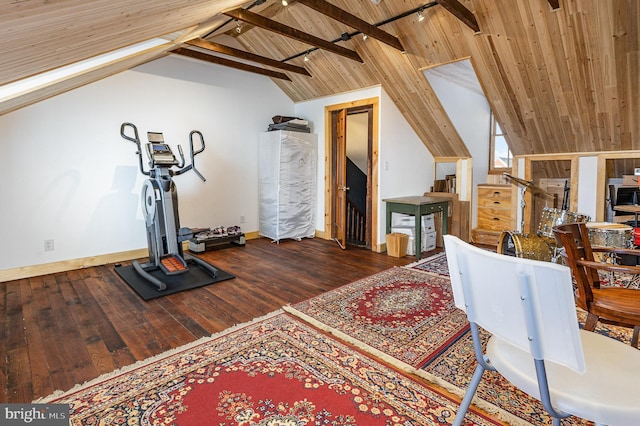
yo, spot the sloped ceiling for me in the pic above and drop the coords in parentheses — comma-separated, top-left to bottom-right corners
(2, 0, 639, 159)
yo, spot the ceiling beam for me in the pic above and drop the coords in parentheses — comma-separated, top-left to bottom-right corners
(296, 0, 404, 51)
(172, 47, 291, 81)
(224, 8, 363, 63)
(436, 0, 480, 33)
(185, 38, 312, 77)
(547, 0, 560, 9)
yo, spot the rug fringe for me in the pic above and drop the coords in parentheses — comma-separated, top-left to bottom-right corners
(284, 305, 533, 426)
(283, 306, 419, 375)
(34, 309, 284, 404)
(410, 369, 534, 426)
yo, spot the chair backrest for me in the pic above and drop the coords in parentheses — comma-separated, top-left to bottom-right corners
(552, 222, 597, 308)
(444, 235, 586, 373)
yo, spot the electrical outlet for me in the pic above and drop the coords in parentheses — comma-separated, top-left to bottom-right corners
(240, 215, 246, 224)
(44, 239, 54, 252)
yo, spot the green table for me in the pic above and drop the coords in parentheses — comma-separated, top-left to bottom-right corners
(383, 196, 450, 259)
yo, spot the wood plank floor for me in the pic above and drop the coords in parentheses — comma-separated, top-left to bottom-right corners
(1, 237, 430, 403)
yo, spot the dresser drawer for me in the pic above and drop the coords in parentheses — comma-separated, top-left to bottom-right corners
(477, 208, 512, 231)
(477, 186, 512, 208)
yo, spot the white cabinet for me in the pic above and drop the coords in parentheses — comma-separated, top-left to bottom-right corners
(259, 130, 317, 242)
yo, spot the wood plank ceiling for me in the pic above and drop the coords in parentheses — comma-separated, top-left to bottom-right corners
(1, 0, 639, 159)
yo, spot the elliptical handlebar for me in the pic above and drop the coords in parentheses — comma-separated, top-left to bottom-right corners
(121, 122, 206, 181)
(174, 130, 206, 182)
(120, 122, 150, 176)
(175, 145, 186, 169)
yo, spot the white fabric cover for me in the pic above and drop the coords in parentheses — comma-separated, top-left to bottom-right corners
(259, 130, 317, 242)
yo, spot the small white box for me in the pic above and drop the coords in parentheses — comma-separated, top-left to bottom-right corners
(392, 227, 435, 255)
(391, 213, 435, 232)
(391, 226, 415, 237)
(423, 231, 437, 251)
(423, 214, 435, 232)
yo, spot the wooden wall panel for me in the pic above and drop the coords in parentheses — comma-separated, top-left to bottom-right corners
(2, 0, 639, 161)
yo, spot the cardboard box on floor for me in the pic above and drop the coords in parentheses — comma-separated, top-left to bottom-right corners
(423, 192, 470, 247)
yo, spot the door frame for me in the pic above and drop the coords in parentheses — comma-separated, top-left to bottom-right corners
(324, 97, 380, 251)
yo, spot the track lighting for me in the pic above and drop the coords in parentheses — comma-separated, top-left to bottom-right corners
(417, 9, 425, 22)
(362, 33, 368, 41)
(235, 20, 242, 33)
(282, 0, 288, 6)
(304, 51, 309, 62)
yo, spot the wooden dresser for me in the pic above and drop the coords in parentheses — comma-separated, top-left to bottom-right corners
(472, 184, 513, 246)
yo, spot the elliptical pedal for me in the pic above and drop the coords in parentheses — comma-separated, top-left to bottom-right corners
(160, 255, 188, 274)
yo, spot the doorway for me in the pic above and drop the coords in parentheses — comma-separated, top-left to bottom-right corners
(324, 98, 379, 251)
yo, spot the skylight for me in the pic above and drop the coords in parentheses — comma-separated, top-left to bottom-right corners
(0, 38, 169, 103)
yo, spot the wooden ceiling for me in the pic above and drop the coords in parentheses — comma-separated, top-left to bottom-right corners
(2, 0, 639, 159)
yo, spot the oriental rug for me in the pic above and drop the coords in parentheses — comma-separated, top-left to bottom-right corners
(406, 250, 640, 289)
(288, 254, 637, 426)
(404, 252, 450, 276)
(39, 312, 500, 425)
(284, 267, 469, 368)
(421, 312, 634, 426)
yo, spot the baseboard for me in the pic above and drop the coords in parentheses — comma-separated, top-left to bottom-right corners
(1, 231, 265, 283)
(0, 248, 149, 283)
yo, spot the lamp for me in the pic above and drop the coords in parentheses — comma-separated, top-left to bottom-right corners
(235, 20, 243, 33)
(303, 51, 309, 62)
(282, 0, 288, 5)
(417, 9, 425, 22)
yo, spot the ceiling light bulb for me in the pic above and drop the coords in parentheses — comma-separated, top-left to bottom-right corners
(282, 0, 288, 5)
(417, 10, 424, 22)
(362, 34, 368, 41)
(304, 52, 309, 62)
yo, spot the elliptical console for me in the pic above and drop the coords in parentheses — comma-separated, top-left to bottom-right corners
(120, 122, 217, 291)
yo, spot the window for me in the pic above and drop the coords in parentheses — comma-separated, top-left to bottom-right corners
(489, 114, 512, 173)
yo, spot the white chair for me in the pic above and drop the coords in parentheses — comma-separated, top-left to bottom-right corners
(443, 235, 640, 426)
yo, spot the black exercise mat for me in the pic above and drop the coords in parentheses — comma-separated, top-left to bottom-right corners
(115, 260, 235, 300)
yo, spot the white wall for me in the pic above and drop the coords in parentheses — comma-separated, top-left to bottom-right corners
(577, 156, 598, 220)
(294, 86, 435, 244)
(424, 70, 491, 228)
(346, 112, 368, 173)
(0, 55, 295, 270)
(1, 59, 438, 272)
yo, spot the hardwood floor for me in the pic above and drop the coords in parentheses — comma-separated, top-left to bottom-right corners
(0, 237, 426, 403)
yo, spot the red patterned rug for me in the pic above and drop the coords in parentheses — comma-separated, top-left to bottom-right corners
(39, 312, 499, 425)
(284, 267, 469, 369)
(286, 257, 637, 426)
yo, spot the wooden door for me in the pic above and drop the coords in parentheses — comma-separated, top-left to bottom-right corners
(335, 108, 348, 249)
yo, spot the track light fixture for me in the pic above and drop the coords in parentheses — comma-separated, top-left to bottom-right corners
(282, 0, 288, 5)
(235, 20, 242, 33)
(304, 51, 310, 62)
(362, 33, 368, 41)
(417, 8, 425, 22)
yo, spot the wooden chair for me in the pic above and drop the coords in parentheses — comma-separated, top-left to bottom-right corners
(443, 235, 640, 426)
(552, 222, 640, 347)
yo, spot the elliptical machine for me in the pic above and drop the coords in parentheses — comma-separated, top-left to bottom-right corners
(120, 122, 218, 291)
